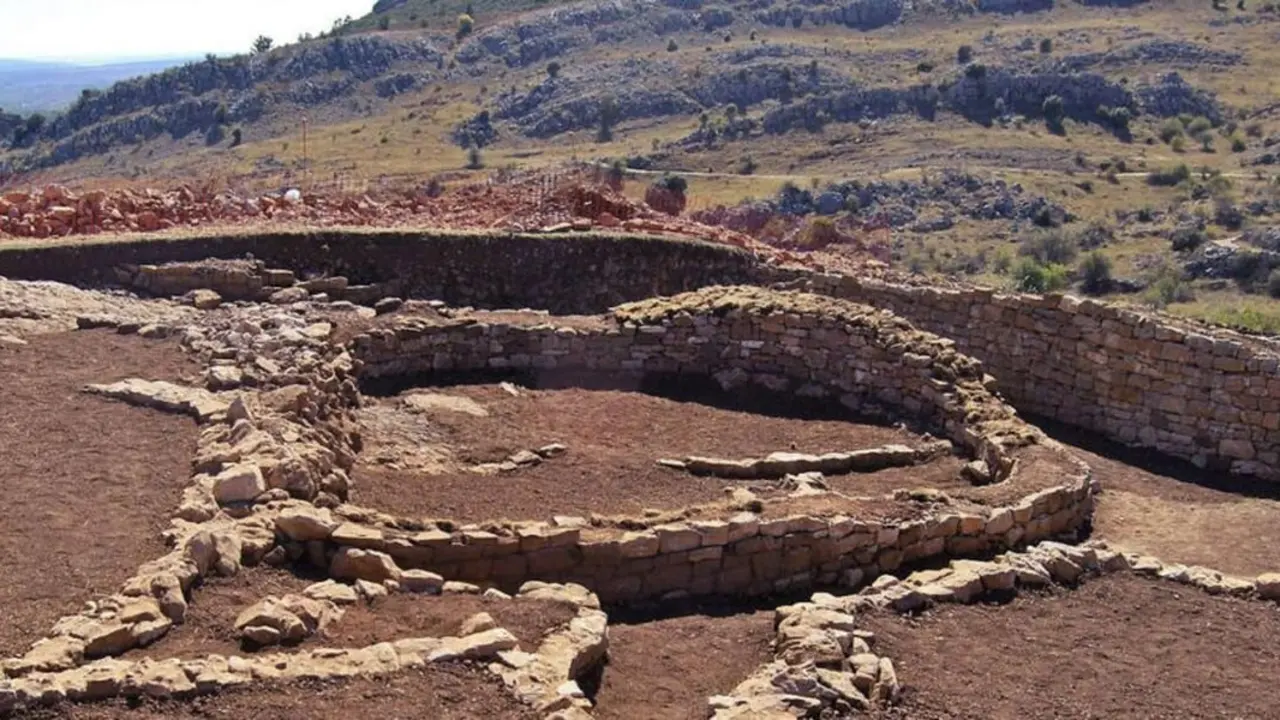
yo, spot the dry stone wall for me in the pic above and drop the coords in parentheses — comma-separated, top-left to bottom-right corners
(353, 286, 1039, 476)
(4, 228, 1275, 479)
(775, 272, 1280, 480)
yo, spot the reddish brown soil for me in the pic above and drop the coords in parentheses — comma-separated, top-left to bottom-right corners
(0, 330, 199, 659)
(30, 663, 535, 719)
(1043, 422, 1280, 577)
(131, 566, 320, 661)
(822, 456, 969, 497)
(354, 384, 934, 522)
(864, 574, 1280, 720)
(329, 593, 578, 650)
(137, 566, 577, 660)
(593, 610, 775, 720)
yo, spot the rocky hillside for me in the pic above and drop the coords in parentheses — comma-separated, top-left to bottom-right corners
(0, 0, 1264, 183)
(0, 34, 444, 173)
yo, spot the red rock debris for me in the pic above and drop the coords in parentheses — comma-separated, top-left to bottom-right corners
(0, 168, 883, 275)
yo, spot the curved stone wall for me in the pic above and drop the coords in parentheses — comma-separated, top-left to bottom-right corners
(2, 228, 1275, 479)
(351, 286, 1038, 475)
(776, 272, 1280, 480)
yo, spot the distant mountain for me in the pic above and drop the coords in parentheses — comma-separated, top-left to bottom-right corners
(0, 57, 198, 114)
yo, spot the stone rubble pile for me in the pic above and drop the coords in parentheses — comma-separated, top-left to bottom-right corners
(0, 576, 606, 717)
(667, 440, 953, 480)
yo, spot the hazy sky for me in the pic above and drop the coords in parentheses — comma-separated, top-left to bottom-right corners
(0, 0, 376, 62)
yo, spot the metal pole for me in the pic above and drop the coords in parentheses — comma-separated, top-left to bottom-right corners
(302, 115, 309, 191)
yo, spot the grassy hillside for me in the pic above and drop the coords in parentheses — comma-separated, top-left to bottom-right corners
(3, 0, 1280, 332)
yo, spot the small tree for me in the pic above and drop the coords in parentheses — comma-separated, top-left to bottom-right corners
(1079, 252, 1113, 295)
(456, 13, 474, 39)
(1039, 38, 1053, 54)
(1043, 94, 1065, 134)
(252, 35, 274, 55)
(1159, 118, 1185, 144)
(231, 127, 242, 147)
(466, 146, 483, 169)
(1268, 269, 1280, 298)
(667, 39, 679, 52)
(547, 61, 561, 79)
(597, 96, 620, 143)
(957, 44, 973, 64)
(378, 15, 391, 30)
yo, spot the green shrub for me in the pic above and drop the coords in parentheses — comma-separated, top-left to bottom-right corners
(1159, 118, 1185, 144)
(667, 39, 679, 52)
(1170, 225, 1207, 252)
(1043, 95, 1065, 134)
(1231, 134, 1247, 153)
(1079, 252, 1113, 295)
(378, 15, 391, 30)
(547, 61, 561, 79)
(1144, 264, 1195, 308)
(656, 173, 688, 194)
(1013, 258, 1069, 293)
(1019, 228, 1079, 266)
(1171, 135, 1187, 153)
(992, 249, 1013, 275)
(466, 146, 483, 169)
(1147, 163, 1191, 187)
(916, 61, 935, 73)
(957, 45, 973, 64)
(456, 13, 474, 39)
(1269, 269, 1280, 298)
(1186, 116, 1214, 136)
(1039, 38, 1053, 54)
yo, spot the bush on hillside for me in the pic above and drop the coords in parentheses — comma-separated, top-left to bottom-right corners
(957, 45, 973, 64)
(1043, 95, 1065, 134)
(1013, 258, 1069, 293)
(457, 13, 474, 39)
(1146, 163, 1191, 187)
(1079, 252, 1113, 295)
(1159, 118, 1185, 144)
(1019, 227, 1080, 266)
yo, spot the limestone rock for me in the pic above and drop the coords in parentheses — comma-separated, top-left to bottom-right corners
(460, 612, 497, 635)
(1256, 573, 1280, 601)
(213, 464, 266, 504)
(275, 506, 339, 541)
(303, 580, 360, 606)
(269, 287, 309, 304)
(189, 289, 223, 310)
(427, 628, 519, 662)
(400, 569, 445, 594)
(330, 547, 402, 583)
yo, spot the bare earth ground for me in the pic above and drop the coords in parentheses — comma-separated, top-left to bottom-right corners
(865, 574, 1280, 720)
(138, 565, 577, 660)
(28, 663, 535, 719)
(0, 330, 199, 658)
(353, 384, 943, 522)
(592, 610, 775, 720)
(1042, 423, 1280, 577)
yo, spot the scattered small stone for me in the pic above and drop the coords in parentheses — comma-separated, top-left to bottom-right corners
(374, 297, 404, 315)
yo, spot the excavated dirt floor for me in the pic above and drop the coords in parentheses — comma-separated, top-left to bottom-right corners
(0, 329, 200, 658)
(592, 609, 776, 720)
(353, 384, 954, 522)
(864, 574, 1280, 720)
(28, 663, 535, 719)
(1042, 423, 1280, 577)
(137, 565, 578, 660)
